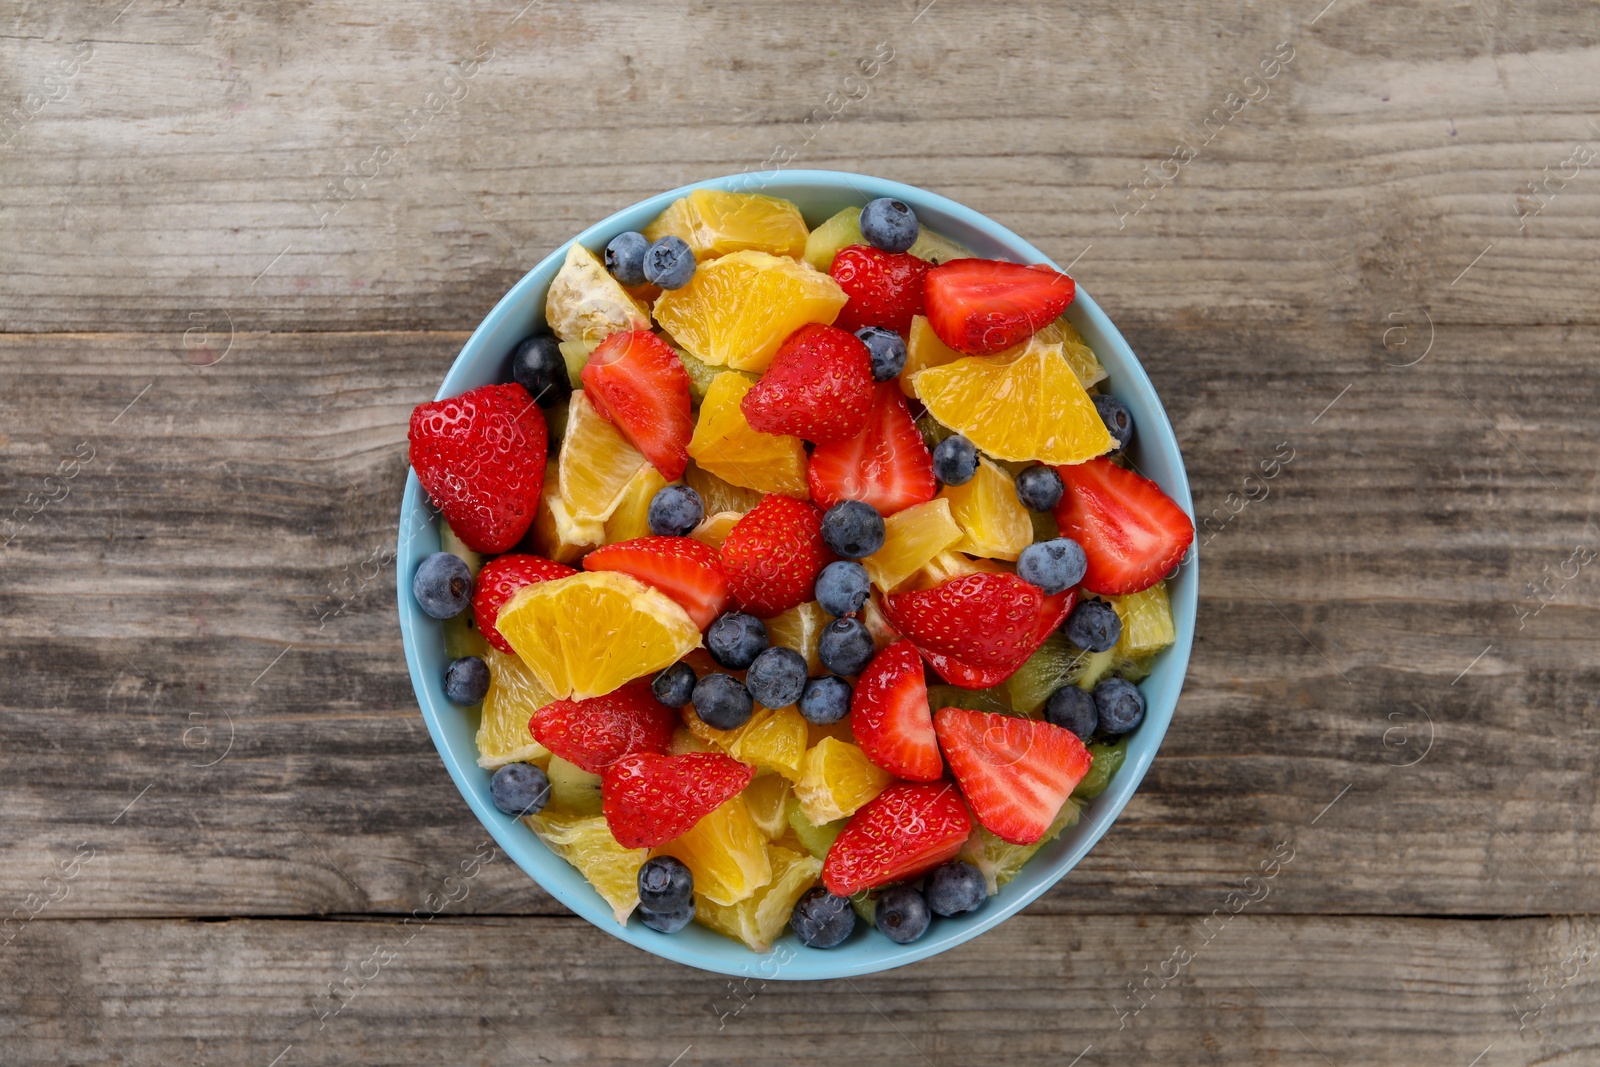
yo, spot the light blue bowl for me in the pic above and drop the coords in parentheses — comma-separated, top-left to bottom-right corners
(397, 170, 1196, 980)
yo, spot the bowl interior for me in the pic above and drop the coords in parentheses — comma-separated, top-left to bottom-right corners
(397, 170, 1196, 980)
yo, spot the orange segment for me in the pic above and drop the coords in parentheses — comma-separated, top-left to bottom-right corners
(793, 737, 892, 824)
(684, 459, 766, 515)
(526, 811, 646, 923)
(743, 773, 794, 839)
(603, 464, 672, 545)
(901, 314, 967, 396)
(643, 189, 809, 261)
(559, 392, 650, 522)
(1034, 317, 1108, 390)
(531, 457, 604, 564)
(685, 703, 808, 781)
(909, 549, 1011, 591)
(696, 843, 822, 952)
(651, 794, 773, 905)
(544, 243, 651, 346)
(939, 457, 1033, 561)
(688, 510, 741, 551)
(862, 497, 964, 592)
(475, 647, 553, 768)
(764, 600, 829, 676)
(686, 372, 809, 498)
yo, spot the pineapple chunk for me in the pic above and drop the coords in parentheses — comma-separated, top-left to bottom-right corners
(862, 497, 964, 592)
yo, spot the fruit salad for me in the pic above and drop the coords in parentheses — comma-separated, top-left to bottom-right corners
(407, 187, 1195, 954)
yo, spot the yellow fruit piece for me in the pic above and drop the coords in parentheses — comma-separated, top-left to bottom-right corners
(526, 811, 644, 923)
(544, 243, 651, 346)
(560, 391, 650, 522)
(475, 647, 553, 768)
(443, 611, 488, 661)
(557, 339, 596, 389)
(908, 550, 1010, 592)
(697, 843, 822, 952)
(959, 798, 1080, 894)
(545, 754, 604, 816)
(439, 521, 484, 576)
(743, 773, 793, 839)
(684, 459, 766, 515)
(666, 725, 718, 755)
(859, 593, 900, 651)
(939, 457, 1033, 561)
(685, 703, 808, 781)
(652, 795, 773, 906)
(793, 737, 892, 824)
(806, 718, 856, 748)
(863, 497, 964, 592)
(603, 464, 672, 545)
(1110, 581, 1176, 657)
(913, 339, 1114, 464)
(900, 314, 967, 396)
(644, 189, 809, 261)
(497, 571, 702, 701)
(909, 227, 975, 266)
(803, 208, 973, 273)
(653, 250, 847, 373)
(1034, 316, 1109, 390)
(764, 601, 828, 676)
(688, 510, 741, 551)
(531, 458, 604, 565)
(686, 373, 810, 498)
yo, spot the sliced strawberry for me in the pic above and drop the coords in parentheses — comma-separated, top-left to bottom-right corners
(529, 681, 677, 773)
(1053, 457, 1194, 595)
(720, 494, 831, 618)
(923, 258, 1076, 356)
(472, 553, 579, 654)
(821, 781, 972, 896)
(883, 573, 1075, 688)
(409, 383, 548, 554)
(830, 245, 931, 335)
(740, 323, 875, 444)
(850, 640, 942, 782)
(601, 751, 756, 849)
(581, 329, 694, 481)
(807, 383, 936, 517)
(933, 707, 1092, 845)
(582, 536, 731, 630)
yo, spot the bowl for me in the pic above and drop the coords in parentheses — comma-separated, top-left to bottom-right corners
(397, 170, 1197, 980)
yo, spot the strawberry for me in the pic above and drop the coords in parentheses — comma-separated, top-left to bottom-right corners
(582, 535, 731, 630)
(850, 640, 942, 782)
(933, 707, 1093, 845)
(821, 781, 972, 896)
(601, 751, 755, 849)
(529, 681, 677, 774)
(740, 323, 875, 444)
(720, 494, 831, 618)
(882, 572, 1075, 688)
(409, 383, 548, 554)
(472, 553, 578, 654)
(1053, 457, 1194, 595)
(581, 329, 694, 481)
(807, 383, 936, 517)
(829, 245, 931, 335)
(923, 258, 1076, 356)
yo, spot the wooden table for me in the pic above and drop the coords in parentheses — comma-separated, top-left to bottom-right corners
(3, 1, 1597, 1063)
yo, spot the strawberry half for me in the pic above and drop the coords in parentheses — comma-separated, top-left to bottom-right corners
(1053, 457, 1194, 595)
(807, 383, 936, 517)
(821, 781, 972, 896)
(924, 259, 1076, 356)
(720, 494, 831, 618)
(933, 707, 1093, 845)
(581, 329, 694, 481)
(409, 383, 548, 554)
(883, 572, 1075, 688)
(740, 323, 875, 444)
(472, 553, 578, 654)
(529, 681, 677, 773)
(601, 751, 755, 849)
(582, 535, 731, 630)
(850, 640, 942, 782)
(830, 245, 931, 335)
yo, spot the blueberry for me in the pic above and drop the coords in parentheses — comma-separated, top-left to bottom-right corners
(652, 662, 697, 707)
(815, 560, 871, 617)
(509, 335, 572, 408)
(932, 435, 979, 486)
(1064, 599, 1121, 652)
(413, 552, 473, 619)
(443, 656, 491, 704)
(1043, 684, 1098, 741)
(1093, 394, 1135, 452)
(1017, 537, 1088, 595)
(1094, 677, 1146, 735)
(859, 197, 919, 254)
(746, 646, 808, 709)
(791, 886, 857, 948)
(1014, 465, 1064, 511)
(818, 617, 875, 676)
(798, 675, 853, 725)
(874, 884, 931, 944)
(821, 500, 885, 559)
(640, 901, 695, 934)
(643, 235, 696, 289)
(647, 484, 704, 537)
(638, 856, 694, 911)
(692, 673, 754, 730)
(604, 230, 650, 287)
(489, 762, 550, 816)
(855, 326, 907, 382)
(706, 611, 768, 669)
(925, 861, 987, 917)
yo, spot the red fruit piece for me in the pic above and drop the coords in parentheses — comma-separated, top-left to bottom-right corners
(720, 494, 831, 618)
(923, 258, 1076, 356)
(409, 383, 548, 554)
(821, 781, 972, 896)
(933, 707, 1092, 845)
(830, 245, 931, 335)
(530, 681, 678, 774)
(740, 323, 875, 444)
(583, 535, 731, 630)
(581, 329, 694, 481)
(472, 553, 578, 654)
(807, 383, 936, 517)
(850, 640, 942, 782)
(1053, 457, 1194, 595)
(601, 751, 756, 849)
(883, 572, 1075, 688)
